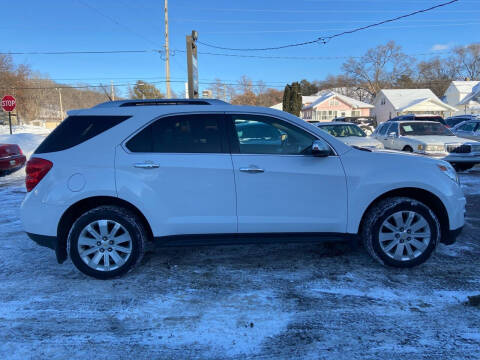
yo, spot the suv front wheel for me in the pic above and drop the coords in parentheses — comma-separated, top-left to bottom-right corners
(69, 206, 146, 279)
(361, 197, 440, 267)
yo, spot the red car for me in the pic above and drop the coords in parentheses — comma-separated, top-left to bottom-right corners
(0, 144, 26, 176)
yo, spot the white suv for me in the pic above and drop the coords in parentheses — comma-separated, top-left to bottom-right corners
(21, 99, 466, 279)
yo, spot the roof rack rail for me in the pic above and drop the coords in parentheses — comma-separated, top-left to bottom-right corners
(93, 98, 230, 108)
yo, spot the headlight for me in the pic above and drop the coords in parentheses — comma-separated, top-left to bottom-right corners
(437, 163, 459, 184)
(425, 145, 445, 152)
(417, 144, 425, 151)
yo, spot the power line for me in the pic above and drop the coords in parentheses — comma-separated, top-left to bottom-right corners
(197, 0, 460, 51)
(2, 48, 454, 61)
(76, 0, 161, 47)
(0, 78, 460, 91)
(1, 50, 161, 55)
(201, 22, 480, 35)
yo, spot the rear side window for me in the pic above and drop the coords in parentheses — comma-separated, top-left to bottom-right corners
(126, 114, 226, 153)
(35, 115, 130, 154)
(458, 122, 477, 132)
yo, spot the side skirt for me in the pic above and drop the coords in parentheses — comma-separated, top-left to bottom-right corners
(153, 232, 359, 248)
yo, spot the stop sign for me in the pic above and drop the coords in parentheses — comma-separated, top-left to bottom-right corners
(2, 95, 16, 112)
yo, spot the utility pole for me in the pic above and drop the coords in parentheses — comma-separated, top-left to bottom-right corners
(57, 88, 64, 121)
(110, 81, 115, 101)
(186, 30, 199, 99)
(164, 0, 171, 98)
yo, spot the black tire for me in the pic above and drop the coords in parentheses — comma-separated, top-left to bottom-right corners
(69, 206, 146, 279)
(361, 197, 440, 268)
(452, 163, 475, 172)
(403, 146, 413, 152)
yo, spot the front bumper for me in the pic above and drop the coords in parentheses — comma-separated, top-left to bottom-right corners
(423, 152, 480, 163)
(442, 226, 464, 245)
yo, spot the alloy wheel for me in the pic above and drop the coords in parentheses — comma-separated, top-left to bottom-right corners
(378, 211, 431, 261)
(77, 219, 132, 271)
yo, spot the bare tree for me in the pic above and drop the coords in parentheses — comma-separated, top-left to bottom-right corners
(451, 43, 480, 80)
(342, 41, 414, 97)
(416, 57, 456, 97)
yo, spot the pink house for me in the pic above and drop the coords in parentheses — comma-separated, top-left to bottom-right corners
(302, 91, 374, 122)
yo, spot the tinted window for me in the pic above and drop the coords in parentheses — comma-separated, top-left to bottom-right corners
(379, 123, 391, 136)
(318, 124, 366, 137)
(126, 114, 225, 153)
(387, 123, 399, 136)
(35, 115, 130, 154)
(457, 122, 477, 132)
(232, 115, 317, 155)
(446, 118, 467, 127)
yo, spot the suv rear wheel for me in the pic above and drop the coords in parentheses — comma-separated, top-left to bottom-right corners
(69, 206, 146, 279)
(361, 197, 440, 267)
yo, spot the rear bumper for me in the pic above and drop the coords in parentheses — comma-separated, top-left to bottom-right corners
(442, 226, 464, 245)
(26, 232, 67, 264)
(0, 155, 26, 170)
(27, 232, 56, 250)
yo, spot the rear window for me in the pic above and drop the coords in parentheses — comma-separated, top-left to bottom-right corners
(35, 116, 130, 154)
(126, 114, 226, 153)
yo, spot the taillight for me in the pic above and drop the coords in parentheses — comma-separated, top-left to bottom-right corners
(26, 158, 53, 192)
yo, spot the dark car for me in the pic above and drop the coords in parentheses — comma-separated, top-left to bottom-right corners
(0, 144, 27, 176)
(445, 114, 480, 128)
(388, 114, 447, 126)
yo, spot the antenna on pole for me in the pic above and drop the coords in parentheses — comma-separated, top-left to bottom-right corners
(164, 0, 171, 98)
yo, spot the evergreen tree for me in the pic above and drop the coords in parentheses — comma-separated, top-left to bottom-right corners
(283, 82, 302, 116)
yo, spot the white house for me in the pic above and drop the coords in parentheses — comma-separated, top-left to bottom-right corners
(373, 89, 457, 123)
(444, 81, 480, 115)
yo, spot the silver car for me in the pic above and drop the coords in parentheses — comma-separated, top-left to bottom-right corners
(373, 120, 480, 171)
(316, 122, 384, 149)
(452, 119, 480, 141)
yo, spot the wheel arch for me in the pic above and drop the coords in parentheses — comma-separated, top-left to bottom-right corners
(358, 187, 449, 243)
(55, 196, 154, 264)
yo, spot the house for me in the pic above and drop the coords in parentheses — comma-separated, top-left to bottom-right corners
(444, 81, 480, 115)
(373, 89, 457, 124)
(270, 95, 320, 113)
(301, 91, 374, 122)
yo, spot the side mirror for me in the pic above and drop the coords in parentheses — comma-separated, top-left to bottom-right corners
(312, 140, 330, 157)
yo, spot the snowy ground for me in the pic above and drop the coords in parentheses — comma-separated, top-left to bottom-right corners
(0, 133, 479, 359)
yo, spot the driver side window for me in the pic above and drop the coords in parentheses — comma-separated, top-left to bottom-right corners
(232, 115, 317, 155)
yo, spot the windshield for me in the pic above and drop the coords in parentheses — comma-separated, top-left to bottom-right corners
(318, 124, 366, 137)
(399, 122, 453, 136)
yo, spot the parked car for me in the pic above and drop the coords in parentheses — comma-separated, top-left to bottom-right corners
(445, 114, 479, 129)
(0, 144, 26, 176)
(21, 99, 465, 279)
(316, 122, 384, 149)
(373, 120, 480, 171)
(451, 119, 480, 141)
(388, 114, 447, 126)
(333, 116, 377, 135)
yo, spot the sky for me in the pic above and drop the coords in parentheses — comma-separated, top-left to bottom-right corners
(3, 0, 480, 97)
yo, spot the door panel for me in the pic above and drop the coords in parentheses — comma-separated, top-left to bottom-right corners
(232, 154, 348, 233)
(115, 113, 236, 237)
(228, 113, 348, 234)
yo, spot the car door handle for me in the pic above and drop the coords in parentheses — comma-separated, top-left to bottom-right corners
(134, 162, 159, 169)
(239, 167, 264, 173)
